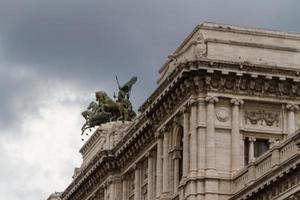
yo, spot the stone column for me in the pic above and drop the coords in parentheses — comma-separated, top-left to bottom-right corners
(172, 149, 181, 194)
(197, 99, 206, 176)
(162, 129, 170, 195)
(240, 136, 245, 167)
(111, 176, 122, 200)
(286, 103, 299, 134)
(147, 151, 154, 200)
(156, 134, 163, 199)
(230, 98, 244, 173)
(122, 176, 127, 200)
(104, 186, 107, 200)
(189, 99, 198, 177)
(134, 164, 141, 200)
(205, 96, 219, 175)
(249, 137, 256, 163)
(182, 106, 190, 178)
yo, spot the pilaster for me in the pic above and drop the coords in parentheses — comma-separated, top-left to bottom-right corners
(134, 164, 141, 200)
(182, 105, 190, 178)
(156, 134, 163, 199)
(230, 98, 244, 173)
(146, 151, 154, 200)
(205, 96, 219, 176)
(286, 103, 299, 134)
(189, 98, 198, 178)
(197, 99, 206, 176)
(162, 126, 170, 196)
(122, 176, 128, 200)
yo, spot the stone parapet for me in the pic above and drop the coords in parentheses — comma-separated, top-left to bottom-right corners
(231, 129, 300, 199)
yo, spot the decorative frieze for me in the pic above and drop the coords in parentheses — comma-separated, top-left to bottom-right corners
(244, 110, 280, 127)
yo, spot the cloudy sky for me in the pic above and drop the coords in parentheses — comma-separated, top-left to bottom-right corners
(0, 0, 299, 200)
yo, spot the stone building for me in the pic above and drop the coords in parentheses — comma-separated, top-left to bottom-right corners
(52, 22, 300, 200)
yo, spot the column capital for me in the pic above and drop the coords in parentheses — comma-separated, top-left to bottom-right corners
(188, 97, 199, 107)
(180, 104, 190, 114)
(160, 123, 172, 134)
(145, 150, 154, 158)
(197, 98, 205, 106)
(171, 150, 182, 160)
(286, 103, 299, 112)
(121, 174, 128, 181)
(205, 96, 219, 104)
(172, 115, 181, 126)
(133, 162, 142, 170)
(230, 98, 244, 106)
(248, 136, 256, 142)
(155, 132, 163, 139)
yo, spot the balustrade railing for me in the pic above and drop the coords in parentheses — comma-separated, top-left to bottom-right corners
(232, 130, 300, 194)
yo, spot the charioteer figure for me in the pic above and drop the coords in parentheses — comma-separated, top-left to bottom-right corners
(81, 76, 137, 135)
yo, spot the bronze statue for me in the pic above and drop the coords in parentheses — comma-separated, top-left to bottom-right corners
(81, 76, 137, 135)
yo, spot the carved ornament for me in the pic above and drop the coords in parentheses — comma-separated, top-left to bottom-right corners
(244, 110, 279, 127)
(215, 108, 230, 122)
(205, 96, 219, 104)
(193, 32, 207, 59)
(286, 103, 299, 112)
(230, 98, 244, 106)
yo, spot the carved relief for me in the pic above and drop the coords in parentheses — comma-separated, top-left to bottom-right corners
(215, 108, 230, 122)
(202, 72, 300, 98)
(244, 110, 279, 127)
(193, 32, 207, 59)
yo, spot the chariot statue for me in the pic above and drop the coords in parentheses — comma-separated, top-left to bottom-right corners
(81, 76, 137, 135)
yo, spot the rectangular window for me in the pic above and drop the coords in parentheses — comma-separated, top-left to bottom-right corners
(254, 139, 269, 158)
(244, 138, 249, 165)
(244, 137, 269, 165)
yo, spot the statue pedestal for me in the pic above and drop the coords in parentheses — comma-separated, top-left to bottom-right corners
(79, 121, 132, 169)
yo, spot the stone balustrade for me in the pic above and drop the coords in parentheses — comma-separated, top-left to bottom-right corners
(232, 129, 300, 195)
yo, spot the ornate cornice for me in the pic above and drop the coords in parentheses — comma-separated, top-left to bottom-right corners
(139, 59, 300, 114)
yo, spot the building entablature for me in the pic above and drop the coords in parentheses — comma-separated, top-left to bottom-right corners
(61, 150, 116, 200)
(140, 58, 300, 114)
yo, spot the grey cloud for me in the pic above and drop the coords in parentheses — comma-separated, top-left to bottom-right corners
(0, 0, 300, 200)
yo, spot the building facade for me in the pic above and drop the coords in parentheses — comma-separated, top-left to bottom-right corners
(51, 23, 300, 200)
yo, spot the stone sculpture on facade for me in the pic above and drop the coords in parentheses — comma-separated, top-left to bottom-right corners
(81, 76, 137, 135)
